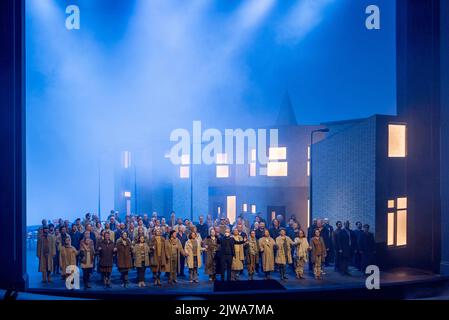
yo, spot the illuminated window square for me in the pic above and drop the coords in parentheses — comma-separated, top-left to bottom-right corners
(251, 205, 257, 214)
(251, 149, 257, 162)
(124, 191, 131, 198)
(243, 203, 248, 212)
(388, 124, 407, 157)
(397, 197, 407, 209)
(269, 147, 287, 160)
(216, 153, 228, 164)
(397, 210, 407, 246)
(267, 162, 288, 177)
(249, 163, 256, 177)
(216, 165, 229, 178)
(227, 196, 236, 224)
(181, 154, 190, 165)
(387, 212, 395, 246)
(388, 200, 395, 209)
(180, 166, 190, 179)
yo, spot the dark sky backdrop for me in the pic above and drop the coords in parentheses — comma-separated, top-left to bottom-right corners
(26, 0, 396, 225)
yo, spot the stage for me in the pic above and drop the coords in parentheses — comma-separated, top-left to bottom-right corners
(25, 249, 449, 300)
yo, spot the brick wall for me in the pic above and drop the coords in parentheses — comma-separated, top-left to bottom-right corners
(312, 117, 377, 231)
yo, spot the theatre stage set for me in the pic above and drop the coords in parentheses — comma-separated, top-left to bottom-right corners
(2, 0, 449, 300)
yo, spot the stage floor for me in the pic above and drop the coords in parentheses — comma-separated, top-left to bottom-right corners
(25, 248, 449, 300)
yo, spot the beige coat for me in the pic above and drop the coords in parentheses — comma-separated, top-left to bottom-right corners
(79, 239, 95, 269)
(185, 238, 203, 269)
(59, 245, 78, 275)
(166, 238, 185, 273)
(294, 237, 309, 262)
(37, 234, 56, 273)
(275, 236, 294, 265)
(258, 236, 275, 272)
(232, 235, 245, 271)
(133, 242, 151, 267)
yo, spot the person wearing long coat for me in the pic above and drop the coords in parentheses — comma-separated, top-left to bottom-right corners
(149, 229, 170, 286)
(334, 221, 353, 275)
(258, 229, 276, 279)
(311, 229, 327, 280)
(245, 230, 259, 280)
(97, 231, 116, 288)
(294, 230, 310, 279)
(166, 230, 186, 284)
(133, 235, 151, 287)
(59, 236, 78, 280)
(116, 232, 133, 287)
(358, 224, 376, 271)
(37, 226, 56, 283)
(231, 229, 245, 281)
(204, 230, 219, 281)
(275, 229, 295, 281)
(185, 232, 205, 283)
(79, 231, 95, 289)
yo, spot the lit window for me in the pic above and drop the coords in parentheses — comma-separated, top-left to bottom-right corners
(251, 205, 256, 214)
(397, 210, 407, 246)
(387, 196, 408, 247)
(269, 147, 287, 160)
(227, 196, 236, 224)
(388, 200, 395, 209)
(271, 211, 276, 220)
(218, 206, 221, 215)
(251, 149, 257, 162)
(387, 212, 395, 246)
(181, 154, 190, 165)
(216, 165, 229, 178)
(307, 199, 310, 228)
(123, 151, 132, 169)
(243, 203, 248, 212)
(216, 153, 228, 164)
(267, 162, 288, 177)
(249, 163, 257, 177)
(249, 149, 257, 177)
(307, 146, 311, 177)
(388, 124, 407, 157)
(397, 197, 407, 210)
(180, 166, 190, 179)
(124, 191, 132, 198)
(216, 153, 229, 178)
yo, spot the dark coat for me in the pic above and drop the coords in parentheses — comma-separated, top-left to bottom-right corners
(177, 232, 188, 248)
(334, 228, 353, 258)
(97, 239, 115, 268)
(255, 228, 266, 240)
(116, 238, 133, 269)
(359, 232, 375, 254)
(217, 236, 245, 257)
(196, 223, 209, 240)
(69, 231, 82, 250)
(269, 227, 281, 239)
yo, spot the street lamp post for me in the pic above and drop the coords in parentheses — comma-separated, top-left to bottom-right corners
(309, 128, 330, 226)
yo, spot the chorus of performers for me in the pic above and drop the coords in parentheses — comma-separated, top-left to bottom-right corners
(36, 211, 375, 289)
